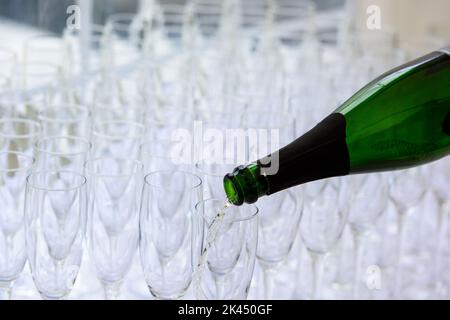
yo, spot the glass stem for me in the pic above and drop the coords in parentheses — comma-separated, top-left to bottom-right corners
(4, 234, 11, 270)
(294, 244, 304, 298)
(54, 259, 62, 290)
(103, 282, 121, 300)
(351, 230, 366, 300)
(394, 212, 407, 298)
(109, 234, 118, 268)
(262, 266, 275, 300)
(432, 201, 449, 294)
(160, 257, 168, 293)
(214, 275, 227, 300)
(310, 251, 325, 300)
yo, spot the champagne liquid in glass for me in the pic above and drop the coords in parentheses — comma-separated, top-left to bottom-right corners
(193, 201, 231, 296)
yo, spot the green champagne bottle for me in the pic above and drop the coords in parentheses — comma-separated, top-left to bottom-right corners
(224, 46, 450, 206)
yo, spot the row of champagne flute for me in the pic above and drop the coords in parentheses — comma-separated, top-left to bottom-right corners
(3, 61, 450, 300)
(0, 98, 346, 300)
(0, 140, 254, 300)
(5, 149, 449, 300)
(2, 0, 450, 299)
(4, 35, 450, 299)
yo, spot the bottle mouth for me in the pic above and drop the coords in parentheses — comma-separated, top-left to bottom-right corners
(223, 164, 266, 206)
(223, 174, 244, 206)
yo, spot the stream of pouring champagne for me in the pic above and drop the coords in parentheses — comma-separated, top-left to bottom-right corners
(193, 202, 231, 298)
(224, 46, 450, 206)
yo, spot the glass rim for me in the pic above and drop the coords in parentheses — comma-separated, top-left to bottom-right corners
(38, 104, 90, 123)
(144, 170, 202, 191)
(24, 33, 65, 49)
(160, 3, 186, 14)
(0, 151, 35, 172)
(66, 23, 106, 36)
(139, 140, 179, 160)
(22, 61, 60, 77)
(195, 198, 259, 223)
(139, 139, 192, 167)
(274, 2, 316, 17)
(145, 117, 189, 128)
(64, 24, 108, 46)
(191, 2, 222, 18)
(92, 103, 146, 121)
(107, 13, 147, 30)
(84, 157, 144, 177)
(92, 120, 146, 139)
(34, 135, 92, 156)
(195, 160, 239, 177)
(0, 118, 41, 138)
(26, 170, 87, 191)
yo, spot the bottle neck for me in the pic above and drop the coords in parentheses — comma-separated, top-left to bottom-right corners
(224, 113, 350, 205)
(223, 163, 269, 205)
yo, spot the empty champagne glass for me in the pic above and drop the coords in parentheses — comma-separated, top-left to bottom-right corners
(85, 158, 143, 299)
(194, 199, 259, 300)
(0, 152, 34, 300)
(139, 138, 193, 175)
(105, 13, 147, 68)
(389, 168, 426, 298)
(300, 178, 350, 299)
(64, 24, 109, 74)
(0, 118, 41, 155)
(256, 188, 303, 299)
(348, 173, 388, 299)
(159, 4, 187, 55)
(25, 171, 87, 300)
(427, 160, 450, 296)
(38, 105, 90, 138)
(139, 171, 202, 299)
(23, 34, 72, 78)
(20, 62, 61, 118)
(91, 120, 145, 159)
(34, 136, 91, 173)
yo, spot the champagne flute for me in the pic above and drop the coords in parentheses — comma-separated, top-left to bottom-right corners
(300, 178, 350, 299)
(256, 188, 303, 299)
(140, 171, 202, 299)
(348, 173, 388, 299)
(389, 168, 426, 298)
(194, 199, 259, 300)
(85, 158, 143, 299)
(25, 171, 87, 300)
(0, 152, 34, 299)
(91, 120, 145, 160)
